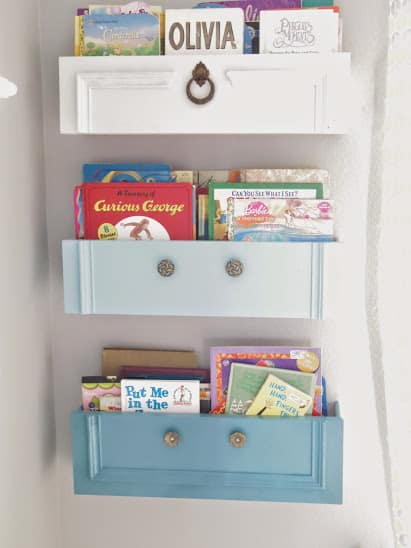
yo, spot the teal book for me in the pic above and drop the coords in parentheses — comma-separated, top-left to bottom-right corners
(225, 362, 316, 415)
(83, 13, 160, 56)
(302, 0, 333, 5)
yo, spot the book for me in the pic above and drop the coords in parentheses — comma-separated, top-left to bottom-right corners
(78, 183, 194, 240)
(102, 348, 198, 376)
(200, 383, 211, 413)
(81, 376, 121, 411)
(121, 379, 200, 413)
(246, 373, 312, 416)
(119, 365, 210, 383)
(227, 197, 334, 242)
(208, 182, 324, 240)
(239, 168, 331, 198)
(225, 362, 316, 415)
(81, 13, 160, 56)
(83, 163, 172, 182)
(195, 0, 301, 22)
(210, 346, 322, 414)
(259, 7, 340, 54)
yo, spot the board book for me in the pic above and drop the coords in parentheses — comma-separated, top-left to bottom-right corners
(121, 379, 200, 413)
(225, 362, 316, 415)
(208, 182, 324, 240)
(246, 373, 312, 416)
(210, 346, 322, 414)
(78, 183, 194, 240)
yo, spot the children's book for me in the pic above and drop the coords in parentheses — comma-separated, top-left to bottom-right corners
(83, 163, 172, 182)
(208, 182, 324, 240)
(210, 346, 322, 414)
(246, 373, 312, 416)
(121, 379, 200, 413)
(225, 362, 316, 415)
(227, 197, 334, 242)
(119, 366, 210, 383)
(239, 168, 331, 198)
(79, 183, 194, 240)
(81, 13, 160, 56)
(82, 376, 121, 412)
(259, 7, 340, 54)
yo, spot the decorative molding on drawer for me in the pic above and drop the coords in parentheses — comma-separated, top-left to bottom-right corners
(59, 54, 351, 134)
(62, 241, 327, 318)
(76, 71, 175, 133)
(71, 410, 343, 503)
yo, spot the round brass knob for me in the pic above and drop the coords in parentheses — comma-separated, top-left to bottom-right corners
(164, 431, 180, 447)
(230, 432, 246, 448)
(226, 259, 244, 277)
(157, 259, 175, 277)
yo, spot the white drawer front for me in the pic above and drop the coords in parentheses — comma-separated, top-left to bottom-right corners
(60, 54, 351, 134)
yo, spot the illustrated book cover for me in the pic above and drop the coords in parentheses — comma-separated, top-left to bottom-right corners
(225, 362, 316, 415)
(82, 163, 172, 182)
(227, 197, 334, 242)
(81, 13, 160, 56)
(239, 168, 331, 198)
(259, 7, 340, 54)
(82, 376, 121, 412)
(208, 182, 324, 240)
(210, 346, 322, 414)
(121, 379, 200, 413)
(78, 183, 194, 240)
(246, 373, 312, 416)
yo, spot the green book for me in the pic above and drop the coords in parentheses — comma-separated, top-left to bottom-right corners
(302, 0, 333, 6)
(225, 362, 316, 415)
(208, 182, 324, 240)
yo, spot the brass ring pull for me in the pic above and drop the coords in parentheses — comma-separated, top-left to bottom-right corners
(186, 62, 215, 106)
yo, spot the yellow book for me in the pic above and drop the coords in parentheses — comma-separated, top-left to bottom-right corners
(246, 373, 312, 417)
(74, 15, 85, 56)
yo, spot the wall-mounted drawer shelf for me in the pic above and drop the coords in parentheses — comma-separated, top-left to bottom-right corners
(62, 240, 325, 318)
(71, 405, 343, 503)
(59, 53, 351, 135)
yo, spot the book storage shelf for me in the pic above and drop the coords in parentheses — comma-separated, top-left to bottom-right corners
(60, 51, 350, 505)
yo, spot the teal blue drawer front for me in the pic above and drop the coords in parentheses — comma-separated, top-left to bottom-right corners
(71, 409, 343, 503)
(62, 241, 324, 318)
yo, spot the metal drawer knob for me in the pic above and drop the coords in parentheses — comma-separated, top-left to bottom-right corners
(226, 259, 244, 277)
(164, 431, 180, 447)
(157, 259, 175, 277)
(186, 62, 215, 106)
(230, 432, 246, 448)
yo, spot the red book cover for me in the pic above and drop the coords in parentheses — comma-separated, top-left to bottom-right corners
(81, 183, 194, 240)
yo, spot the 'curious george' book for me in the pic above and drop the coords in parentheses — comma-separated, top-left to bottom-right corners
(79, 183, 194, 240)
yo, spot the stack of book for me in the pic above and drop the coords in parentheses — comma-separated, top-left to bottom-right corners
(80, 345, 326, 416)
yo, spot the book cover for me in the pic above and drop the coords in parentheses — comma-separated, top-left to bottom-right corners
(80, 183, 194, 240)
(82, 13, 160, 56)
(195, 0, 300, 22)
(225, 362, 316, 415)
(83, 163, 172, 183)
(102, 348, 198, 376)
(246, 373, 312, 416)
(81, 376, 121, 411)
(210, 346, 322, 413)
(208, 182, 324, 240)
(259, 7, 340, 54)
(240, 168, 331, 198)
(121, 379, 200, 413)
(119, 366, 210, 383)
(227, 197, 334, 242)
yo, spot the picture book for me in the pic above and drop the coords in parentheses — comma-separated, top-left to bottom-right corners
(200, 383, 211, 413)
(102, 348, 198, 376)
(82, 163, 172, 182)
(239, 168, 331, 198)
(81, 13, 160, 56)
(246, 374, 312, 416)
(119, 366, 210, 383)
(210, 346, 322, 414)
(225, 362, 316, 415)
(121, 379, 200, 413)
(259, 7, 340, 54)
(82, 376, 121, 411)
(79, 183, 194, 240)
(208, 182, 324, 240)
(227, 197, 334, 242)
(195, 0, 300, 22)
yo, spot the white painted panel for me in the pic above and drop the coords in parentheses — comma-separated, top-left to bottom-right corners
(59, 53, 351, 134)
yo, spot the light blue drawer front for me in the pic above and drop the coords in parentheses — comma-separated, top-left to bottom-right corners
(71, 409, 343, 503)
(62, 241, 324, 318)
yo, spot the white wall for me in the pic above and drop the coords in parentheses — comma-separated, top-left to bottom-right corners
(39, 0, 394, 546)
(0, 3, 60, 548)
